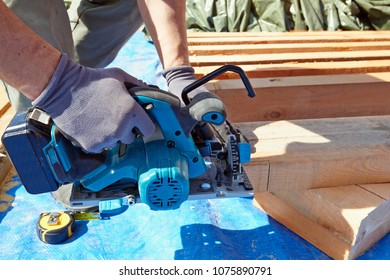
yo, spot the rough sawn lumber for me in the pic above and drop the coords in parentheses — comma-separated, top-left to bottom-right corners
(253, 188, 390, 260)
(205, 72, 390, 122)
(234, 116, 390, 259)
(236, 116, 390, 193)
(188, 31, 390, 122)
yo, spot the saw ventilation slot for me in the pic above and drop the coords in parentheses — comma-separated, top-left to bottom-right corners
(146, 177, 184, 210)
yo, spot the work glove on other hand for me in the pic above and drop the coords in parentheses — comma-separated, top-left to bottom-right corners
(162, 65, 227, 126)
(32, 53, 155, 153)
(162, 65, 210, 102)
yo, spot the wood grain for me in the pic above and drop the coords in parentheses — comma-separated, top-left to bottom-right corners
(253, 185, 390, 260)
(239, 115, 390, 193)
(188, 31, 390, 122)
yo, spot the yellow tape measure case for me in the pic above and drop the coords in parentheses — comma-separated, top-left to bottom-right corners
(36, 212, 75, 244)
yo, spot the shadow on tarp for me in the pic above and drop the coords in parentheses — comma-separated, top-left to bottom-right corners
(175, 219, 390, 260)
(175, 219, 331, 260)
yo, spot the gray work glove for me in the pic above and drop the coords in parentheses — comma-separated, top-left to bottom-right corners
(162, 65, 209, 102)
(32, 53, 155, 153)
(162, 65, 227, 126)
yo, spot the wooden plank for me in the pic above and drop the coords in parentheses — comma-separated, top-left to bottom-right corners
(206, 73, 390, 122)
(0, 167, 18, 213)
(189, 41, 390, 56)
(253, 186, 390, 260)
(237, 115, 390, 193)
(0, 153, 12, 195)
(0, 84, 11, 118)
(350, 183, 390, 259)
(0, 86, 15, 186)
(0, 106, 15, 148)
(190, 50, 390, 66)
(0, 83, 15, 144)
(240, 115, 390, 259)
(187, 33, 390, 45)
(253, 191, 351, 260)
(189, 31, 390, 122)
(207, 72, 390, 90)
(187, 30, 390, 38)
(275, 186, 385, 243)
(194, 59, 390, 80)
(361, 183, 390, 199)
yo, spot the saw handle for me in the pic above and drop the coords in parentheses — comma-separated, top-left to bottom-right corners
(181, 64, 256, 105)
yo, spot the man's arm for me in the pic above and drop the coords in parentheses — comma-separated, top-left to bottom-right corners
(137, 0, 211, 100)
(136, 0, 189, 69)
(0, 1, 60, 101)
(0, 1, 155, 153)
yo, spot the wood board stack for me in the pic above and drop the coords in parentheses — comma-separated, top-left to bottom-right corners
(188, 31, 390, 259)
(188, 30, 390, 122)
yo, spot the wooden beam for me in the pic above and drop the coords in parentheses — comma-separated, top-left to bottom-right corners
(190, 50, 390, 66)
(189, 41, 390, 56)
(0, 153, 12, 188)
(218, 72, 390, 88)
(253, 191, 351, 260)
(189, 31, 390, 79)
(206, 73, 390, 122)
(187, 31, 390, 45)
(194, 59, 390, 80)
(0, 85, 11, 118)
(187, 30, 390, 38)
(237, 115, 390, 259)
(0, 105, 15, 148)
(0, 167, 18, 213)
(236, 115, 390, 193)
(349, 184, 390, 259)
(253, 186, 390, 260)
(0, 86, 15, 187)
(187, 35, 390, 45)
(189, 31, 390, 122)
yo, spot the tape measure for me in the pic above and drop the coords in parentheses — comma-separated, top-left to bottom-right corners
(36, 212, 75, 244)
(73, 212, 101, 220)
(36, 211, 100, 244)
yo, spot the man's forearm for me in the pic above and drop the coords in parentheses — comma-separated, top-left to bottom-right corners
(137, 0, 189, 69)
(0, 1, 60, 100)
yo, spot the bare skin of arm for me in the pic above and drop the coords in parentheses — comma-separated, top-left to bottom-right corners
(0, 1, 61, 101)
(137, 0, 190, 69)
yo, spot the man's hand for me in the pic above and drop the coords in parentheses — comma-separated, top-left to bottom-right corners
(162, 65, 209, 102)
(32, 53, 155, 153)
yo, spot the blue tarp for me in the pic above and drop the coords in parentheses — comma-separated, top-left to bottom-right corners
(1, 31, 389, 260)
(1, 173, 389, 260)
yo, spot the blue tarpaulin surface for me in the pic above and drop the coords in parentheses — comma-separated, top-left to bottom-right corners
(1, 31, 389, 260)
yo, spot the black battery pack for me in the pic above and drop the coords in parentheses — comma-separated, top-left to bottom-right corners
(1, 108, 105, 194)
(2, 109, 59, 194)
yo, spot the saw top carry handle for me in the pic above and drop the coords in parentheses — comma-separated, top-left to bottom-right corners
(181, 64, 256, 105)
